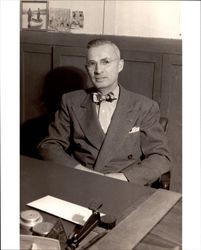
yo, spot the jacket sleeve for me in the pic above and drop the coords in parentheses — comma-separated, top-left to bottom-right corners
(37, 95, 80, 167)
(122, 101, 171, 185)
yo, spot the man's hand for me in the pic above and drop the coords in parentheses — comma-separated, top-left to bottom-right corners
(104, 173, 128, 182)
(74, 164, 104, 176)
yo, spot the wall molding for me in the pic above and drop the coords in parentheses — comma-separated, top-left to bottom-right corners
(21, 31, 182, 55)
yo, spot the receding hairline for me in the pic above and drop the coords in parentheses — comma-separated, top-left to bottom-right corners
(87, 39, 121, 59)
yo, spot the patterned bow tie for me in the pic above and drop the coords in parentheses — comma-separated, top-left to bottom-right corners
(92, 92, 117, 104)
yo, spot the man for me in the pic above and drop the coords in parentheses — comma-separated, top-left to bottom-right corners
(38, 39, 171, 185)
(27, 8, 32, 28)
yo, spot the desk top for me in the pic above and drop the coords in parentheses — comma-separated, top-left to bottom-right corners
(20, 155, 155, 222)
(20, 155, 182, 249)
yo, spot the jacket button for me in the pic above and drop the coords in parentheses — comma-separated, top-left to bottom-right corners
(128, 154, 133, 160)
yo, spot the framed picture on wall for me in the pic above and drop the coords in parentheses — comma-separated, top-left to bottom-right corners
(21, 0, 48, 31)
(48, 7, 71, 32)
(48, 7, 84, 32)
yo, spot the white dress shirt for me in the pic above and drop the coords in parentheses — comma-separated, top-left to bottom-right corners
(95, 86, 119, 133)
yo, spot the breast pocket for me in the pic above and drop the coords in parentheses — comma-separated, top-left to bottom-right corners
(127, 131, 141, 149)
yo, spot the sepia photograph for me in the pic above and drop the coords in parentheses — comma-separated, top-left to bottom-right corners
(21, 1, 48, 31)
(48, 7, 84, 32)
(1, 1, 201, 250)
(48, 7, 71, 32)
(20, 1, 183, 249)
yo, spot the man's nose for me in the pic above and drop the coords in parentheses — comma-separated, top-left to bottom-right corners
(94, 63, 103, 74)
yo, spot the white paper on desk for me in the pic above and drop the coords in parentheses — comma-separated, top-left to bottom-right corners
(27, 195, 104, 226)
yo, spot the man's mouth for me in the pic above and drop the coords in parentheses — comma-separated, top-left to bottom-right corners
(95, 77, 106, 81)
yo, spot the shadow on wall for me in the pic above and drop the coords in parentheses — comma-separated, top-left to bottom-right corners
(42, 66, 88, 114)
(20, 66, 88, 158)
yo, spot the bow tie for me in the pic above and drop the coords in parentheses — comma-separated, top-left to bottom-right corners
(92, 92, 117, 104)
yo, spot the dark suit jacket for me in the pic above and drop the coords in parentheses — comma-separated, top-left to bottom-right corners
(38, 85, 171, 185)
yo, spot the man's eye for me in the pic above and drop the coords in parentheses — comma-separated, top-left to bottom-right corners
(101, 59, 110, 65)
(87, 61, 96, 67)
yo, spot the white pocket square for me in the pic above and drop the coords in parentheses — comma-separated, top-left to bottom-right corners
(129, 126, 140, 134)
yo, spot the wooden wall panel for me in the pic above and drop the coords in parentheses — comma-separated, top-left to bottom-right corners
(53, 46, 90, 86)
(21, 44, 52, 123)
(119, 60, 155, 99)
(53, 46, 86, 69)
(160, 55, 182, 192)
(120, 51, 162, 103)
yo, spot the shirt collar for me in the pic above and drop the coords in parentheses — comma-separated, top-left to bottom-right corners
(112, 85, 120, 100)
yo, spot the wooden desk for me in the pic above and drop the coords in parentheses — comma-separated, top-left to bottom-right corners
(20, 156, 182, 249)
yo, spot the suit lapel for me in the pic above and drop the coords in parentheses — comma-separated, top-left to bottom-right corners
(72, 93, 105, 150)
(94, 86, 140, 171)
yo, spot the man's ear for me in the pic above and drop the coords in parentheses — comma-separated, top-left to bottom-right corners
(118, 59, 124, 73)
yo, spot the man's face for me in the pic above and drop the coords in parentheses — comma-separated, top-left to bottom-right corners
(86, 44, 124, 94)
